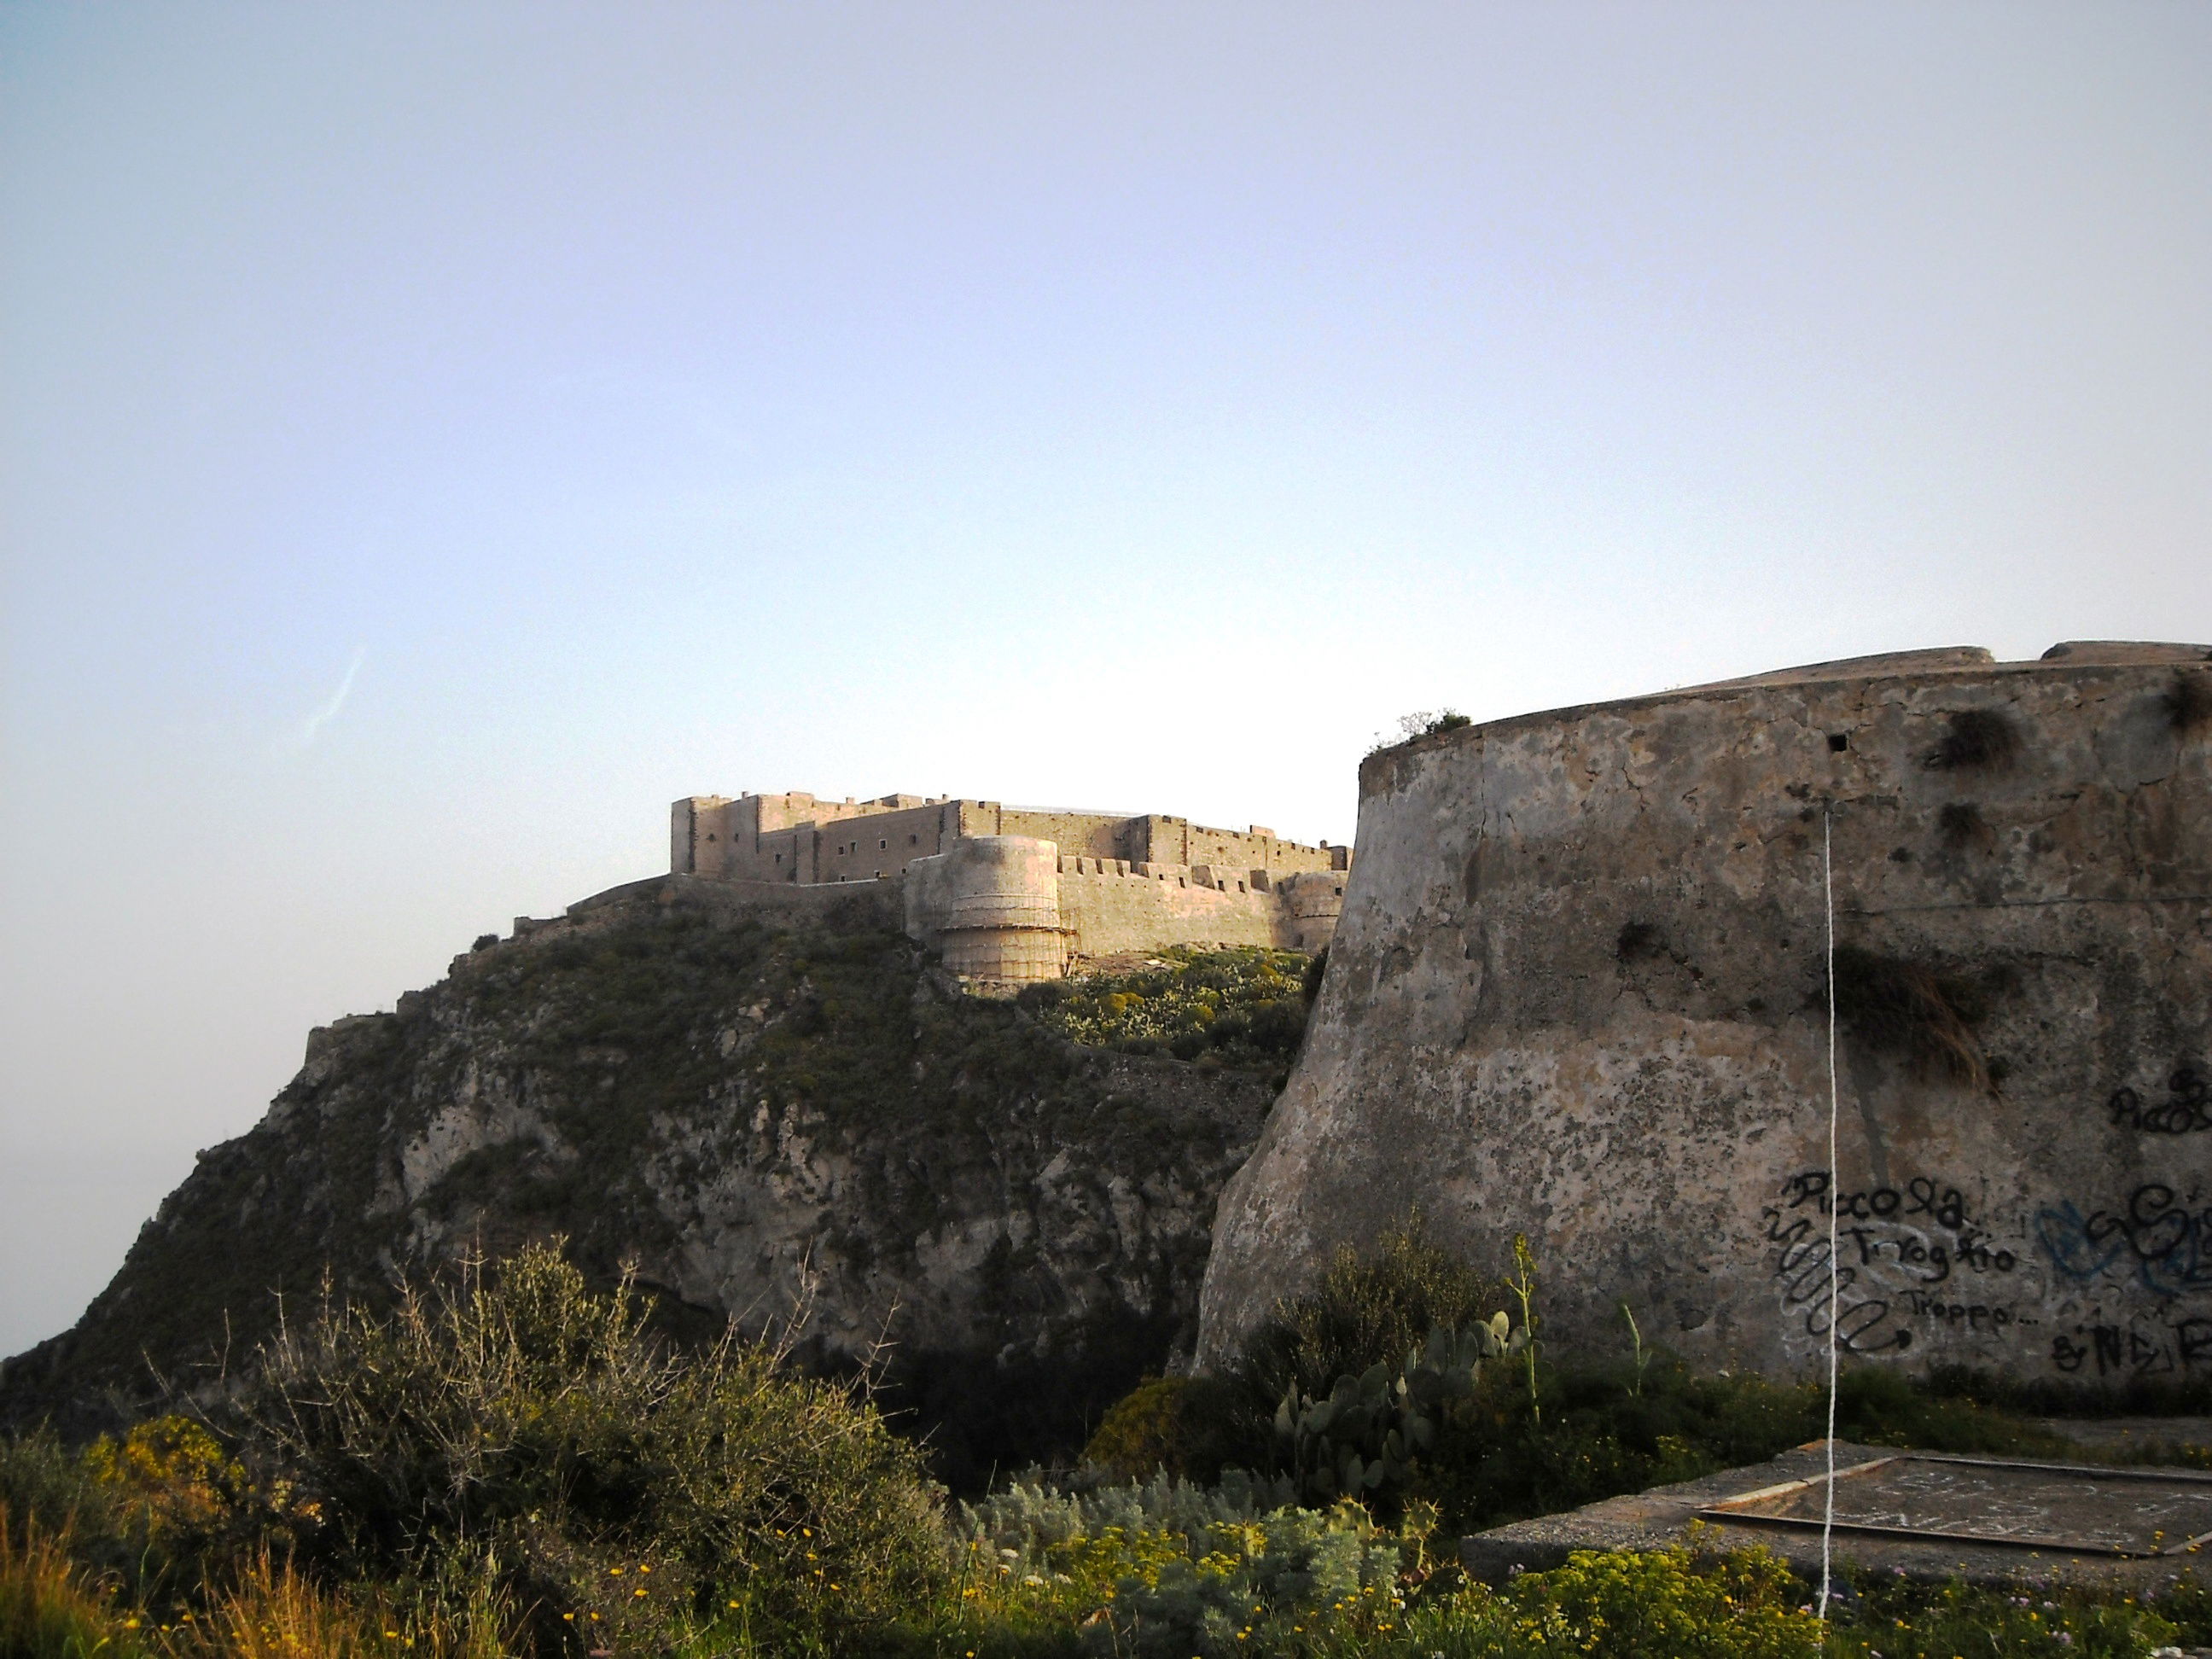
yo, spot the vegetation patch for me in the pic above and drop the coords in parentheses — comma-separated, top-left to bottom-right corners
(13, 1237, 2212, 1658)
(1109, 1223, 2075, 1537)
(1020, 946, 1314, 1074)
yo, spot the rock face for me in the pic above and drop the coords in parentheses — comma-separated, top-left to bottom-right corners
(5, 881, 1276, 1485)
(1200, 643, 2212, 1389)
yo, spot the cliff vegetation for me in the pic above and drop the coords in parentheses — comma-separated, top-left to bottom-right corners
(0, 888, 1281, 1487)
(6, 1241, 2208, 1659)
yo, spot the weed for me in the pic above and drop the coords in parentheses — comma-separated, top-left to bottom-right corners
(1924, 707, 2019, 771)
(2168, 669, 2212, 733)
(1830, 946, 1993, 1091)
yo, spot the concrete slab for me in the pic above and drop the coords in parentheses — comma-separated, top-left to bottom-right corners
(1460, 1440, 2212, 1592)
(2038, 1417, 2212, 1460)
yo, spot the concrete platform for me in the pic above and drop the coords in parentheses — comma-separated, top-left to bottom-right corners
(2038, 1417, 2212, 1461)
(1460, 1440, 2212, 1592)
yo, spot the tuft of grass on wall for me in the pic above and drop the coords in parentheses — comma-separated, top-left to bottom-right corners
(1923, 707, 2020, 771)
(1829, 946, 1994, 1091)
(2168, 668, 2212, 733)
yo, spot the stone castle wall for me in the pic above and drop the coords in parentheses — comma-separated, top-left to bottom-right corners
(677, 788, 1353, 977)
(673, 794, 977, 884)
(1200, 642, 2212, 1389)
(1058, 859, 1285, 958)
(673, 793, 1345, 890)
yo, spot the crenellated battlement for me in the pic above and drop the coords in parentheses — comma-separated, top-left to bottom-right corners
(676, 788, 1352, 985)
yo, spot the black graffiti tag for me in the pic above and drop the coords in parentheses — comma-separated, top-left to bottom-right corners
(1784, 1170, 1968, 1232)
(2107, 1067, 2212, 1136)
(2052, 1318, 2212, 1378)
(1761, 1197, 1912, 1354)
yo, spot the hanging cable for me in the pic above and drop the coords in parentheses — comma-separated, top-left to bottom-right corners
(1819, 801, 1841, 1625)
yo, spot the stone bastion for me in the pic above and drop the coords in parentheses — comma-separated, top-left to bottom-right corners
(1197, 642, 2212, 1389)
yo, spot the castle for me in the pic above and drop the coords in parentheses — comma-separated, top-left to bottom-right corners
(671, 791, 1352, 984)
(1199, 640, 2212, 1385)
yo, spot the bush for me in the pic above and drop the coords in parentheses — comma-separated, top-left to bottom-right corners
(1028, 946, 1315, 1071)
(0, 1429, 108, 1542)
(1080, 1377, 1244, 1482)
(1490, 1544, 1820, 1658)
(1235, 1219, 1504, 1417)
(1131, 1225, 2075, 1535)
(225, 1242, 947, 1639)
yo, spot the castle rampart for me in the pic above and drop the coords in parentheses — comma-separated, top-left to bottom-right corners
(1200, 641, 2212, 1386)
(675, 789, 1353, 981)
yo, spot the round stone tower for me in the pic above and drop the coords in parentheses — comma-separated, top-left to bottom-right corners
(1200, 643, 2212, 1387)
(906, 835, 1066, 986)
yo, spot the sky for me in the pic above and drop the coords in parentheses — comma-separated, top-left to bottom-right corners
(3, 3, 2208, 1359)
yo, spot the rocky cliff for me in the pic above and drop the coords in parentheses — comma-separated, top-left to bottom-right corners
(3, 879, 1278, 1485)
(1200, 642, 2212, 1390)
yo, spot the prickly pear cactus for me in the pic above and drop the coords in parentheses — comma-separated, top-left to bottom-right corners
(1273, 1314, 1523, 1506)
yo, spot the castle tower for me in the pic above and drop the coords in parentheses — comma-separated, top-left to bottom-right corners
(905, 836, 1065, 986)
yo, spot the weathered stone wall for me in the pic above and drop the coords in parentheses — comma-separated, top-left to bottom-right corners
(995, 807, 1135, 861)
(675, 794, 975, 885)
(1277, 870, 1348, 954)
(1199, 643, 2212, 1390)
(1115, 814, 1345, 876)
(1058, 861, 1288, 958)
(905, 837, 1068, 984)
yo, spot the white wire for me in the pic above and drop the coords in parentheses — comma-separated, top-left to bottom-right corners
(1819, 802, 1840, 1626)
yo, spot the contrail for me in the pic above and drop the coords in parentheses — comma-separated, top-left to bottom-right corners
(297, 648, 365, 747)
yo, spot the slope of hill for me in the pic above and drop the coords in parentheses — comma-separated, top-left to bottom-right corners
(2, 880, 1280, 1487)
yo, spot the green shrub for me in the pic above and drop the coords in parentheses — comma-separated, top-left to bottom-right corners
(225, 1242, 947, 1638)
(1234, 1219, 1504, 1417)
(0, 1429, 108, 1543)
(1030, 946, 1315, 1071)
(1155, 1225, 2077, 1536)
(1080, 1377, 1245, 1482)
(1491, 1544, 1820, 1657)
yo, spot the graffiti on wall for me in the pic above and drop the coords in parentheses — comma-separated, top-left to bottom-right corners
(2036, 1184, 2212, 1299)
(2049, 1315, 2212, 1378)
(1761, 1170, 2029, 1357)
(2105, 1067, 2211, 1136)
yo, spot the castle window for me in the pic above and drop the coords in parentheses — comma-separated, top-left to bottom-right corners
(1828, 732, 1850, 752)
(909, 834, 918, 845)
(774, 853, 782, 864)
(879, 839, 888, 850)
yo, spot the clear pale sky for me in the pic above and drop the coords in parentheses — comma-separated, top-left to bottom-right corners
(3, 3, 2207, 1357)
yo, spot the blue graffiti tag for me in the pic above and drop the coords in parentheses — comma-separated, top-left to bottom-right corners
(2036, 1185, 2212, 1299)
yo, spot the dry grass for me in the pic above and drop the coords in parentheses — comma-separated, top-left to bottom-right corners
(2168, 669, 2212, 734)
(0, 1505, 145, 1659)
(1923, 707, 2019, 771)
(1831, 946, 1993, 1092)
(1, 1505, 512, 1659)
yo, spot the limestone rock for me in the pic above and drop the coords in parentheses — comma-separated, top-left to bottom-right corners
(4, 883, 1273, 1484)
